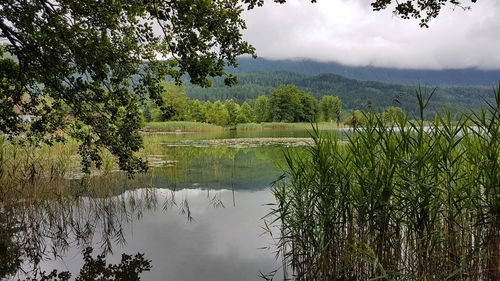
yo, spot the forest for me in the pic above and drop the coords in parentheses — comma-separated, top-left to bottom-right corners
(143, 81, 405, 127)
(184, 70, 494, 120)
(229, 57, 500, 87)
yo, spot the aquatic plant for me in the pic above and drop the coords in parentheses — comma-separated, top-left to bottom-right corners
(267, 85, 499, 280)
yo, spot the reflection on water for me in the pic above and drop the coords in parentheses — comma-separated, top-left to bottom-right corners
(2, 187, 279, 281)
(36, 189, 278, 281)
(1, 131, 308, 280)
(143, 128, 347, 144)
(147, 146, 287, 191)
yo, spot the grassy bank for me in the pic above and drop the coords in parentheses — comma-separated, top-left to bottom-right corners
(142, 121, 226, 132)
(143, 121, 343, 132)
(237, 122, 342, 130)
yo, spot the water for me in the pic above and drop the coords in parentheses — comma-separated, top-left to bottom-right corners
(3, 129, 340, 281)
(144, 128, 348, 143)
(37, 189, 278, 281)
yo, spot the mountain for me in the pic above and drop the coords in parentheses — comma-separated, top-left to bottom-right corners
(185, 71, 495, 120)
(227, 57, 500, 88)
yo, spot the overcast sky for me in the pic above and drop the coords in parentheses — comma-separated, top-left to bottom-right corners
(241, 0, 500, 70)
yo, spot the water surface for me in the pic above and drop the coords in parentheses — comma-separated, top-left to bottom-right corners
(5, 129, 340, 280)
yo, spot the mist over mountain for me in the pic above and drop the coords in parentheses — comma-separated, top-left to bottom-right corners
(229, 58, 500, 87)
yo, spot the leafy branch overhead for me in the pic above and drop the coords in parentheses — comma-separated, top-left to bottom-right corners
(370, 0, 478, 27)
(0, 0, 478, 174)
(1, 0, 256, 174)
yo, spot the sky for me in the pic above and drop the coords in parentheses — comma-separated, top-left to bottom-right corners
(241, 0, 500, 70)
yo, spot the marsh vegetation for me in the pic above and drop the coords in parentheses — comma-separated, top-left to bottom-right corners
(266, 88, 499, 280)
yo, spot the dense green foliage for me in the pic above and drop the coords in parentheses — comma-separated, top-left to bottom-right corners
(185, 71, 493, 120)
(144, 83, 345, 125)
(268, 85, 315, 122)
(144, 82, 190, 122)
(319, 96, 342, 123)
(0, 0, 257, 174)
(266, 86, 499, 280)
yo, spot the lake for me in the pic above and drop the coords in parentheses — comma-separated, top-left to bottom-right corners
(5, 129, 342, 281)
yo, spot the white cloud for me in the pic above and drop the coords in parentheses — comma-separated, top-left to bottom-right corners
(241, 0, 500, 69)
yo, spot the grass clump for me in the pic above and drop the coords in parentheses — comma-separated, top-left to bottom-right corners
(266, 85, 499, 280)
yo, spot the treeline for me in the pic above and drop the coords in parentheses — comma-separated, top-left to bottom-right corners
(184, 71, 494, 120)
(143, 82, 345, 125)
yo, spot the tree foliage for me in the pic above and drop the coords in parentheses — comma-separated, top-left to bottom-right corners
(148, 82, 189, 122)
(0, 0, 256, 174)
(207, 101, 230, 126)
(319, 95, 342, 123)
(187, 99, 206, 122)
(224, 99, 240, 125)
(371, 0, 478, 27)
(381, 106, 405, 124)
(239, 102, 255, 123)
(268, 85, 318, 122)
(254, 95, 271, 122)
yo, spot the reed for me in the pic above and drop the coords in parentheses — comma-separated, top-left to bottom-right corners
(0, 137, 122, 198)
(267, 85, 500, 280)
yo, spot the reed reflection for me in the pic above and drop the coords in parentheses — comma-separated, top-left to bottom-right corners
(1, 172, 232, 280)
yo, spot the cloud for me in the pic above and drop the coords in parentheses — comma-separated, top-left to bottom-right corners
(241, 0, 500, 70)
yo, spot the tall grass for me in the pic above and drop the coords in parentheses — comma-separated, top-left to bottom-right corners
(266, 85, 499, 280)
(0, 138, 77, 195)
(0, 137, 120, 198)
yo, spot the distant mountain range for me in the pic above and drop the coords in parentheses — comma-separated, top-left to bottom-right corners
(185, 70, 496, 120)
(227, 57, 500, 88)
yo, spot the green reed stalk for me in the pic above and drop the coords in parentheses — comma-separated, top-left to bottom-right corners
(268, 85, 499, 280)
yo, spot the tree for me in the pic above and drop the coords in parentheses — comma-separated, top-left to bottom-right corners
(1, 0, 476, 173)
(150, 82, 189, 122)
(187, 100, 206, 122)
(298, 91, 319, 122)
(381, 106, 405, 124)
(239, 102, 255, 123)
(224, 99, 241, 125)
(269, 85, 303, 122)
(268, 85, 318, 122)
(344, 110, 364, 128)
(0, 0, 257, 174)
(207, 101, 230, 126)
(319, 96, 342, 124)
(235, 113, 250, 124)
(254, 95, 271, 123)
(370, 0, 478, 28)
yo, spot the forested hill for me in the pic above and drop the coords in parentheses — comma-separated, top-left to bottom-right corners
(228, 57, 500, 87)
(185, 71, 495, 119)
